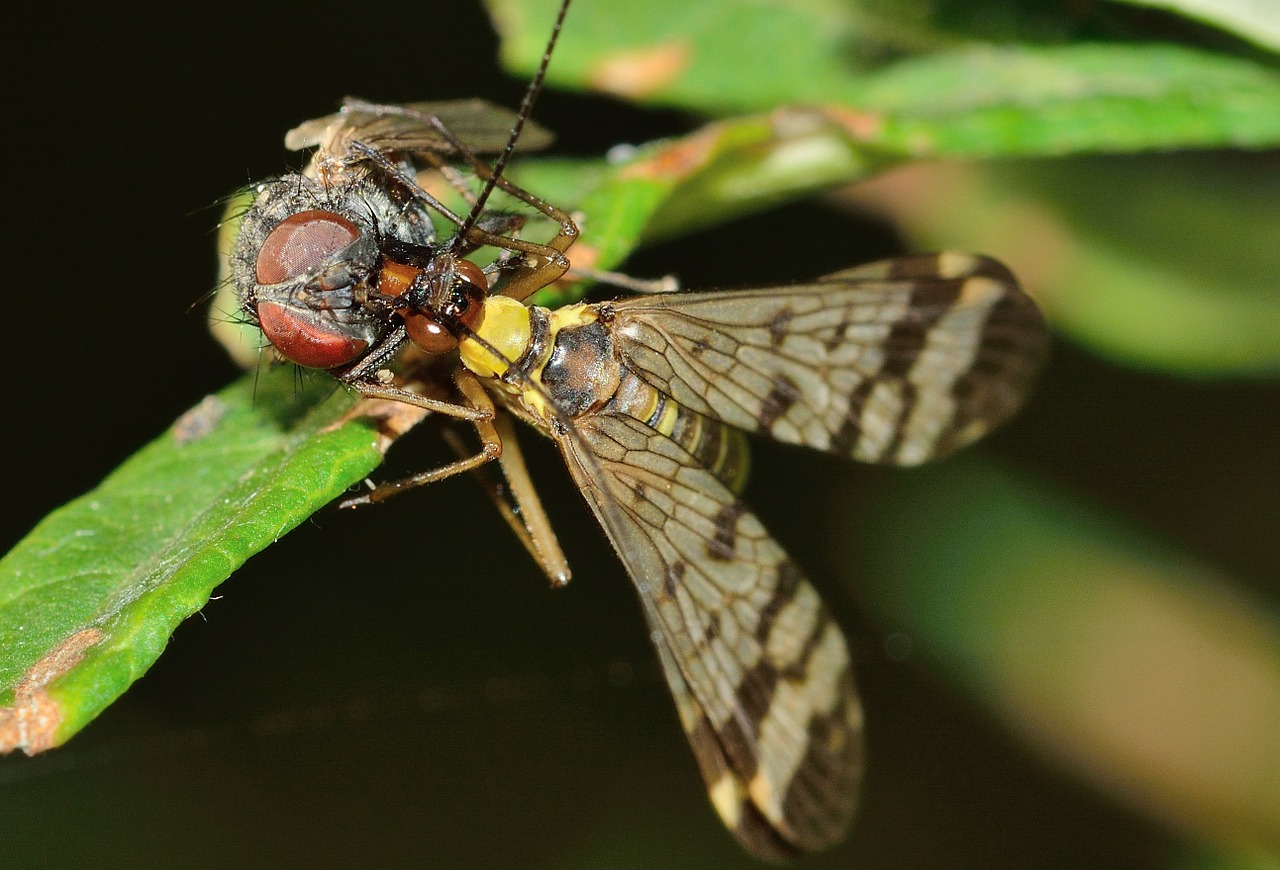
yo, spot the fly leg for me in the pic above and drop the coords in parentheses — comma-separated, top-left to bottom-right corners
(344, 139, 573, 298)
(448, 149, 578, 302)
(338, 102, 579, 302)
(339, 368, 502, 507)
(335, 324, 490, 420)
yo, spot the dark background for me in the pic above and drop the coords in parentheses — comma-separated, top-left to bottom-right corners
(2, 2, 1274, 868)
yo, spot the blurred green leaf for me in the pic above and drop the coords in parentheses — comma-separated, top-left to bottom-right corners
(851, 154, 1280, 377)
(514, 107, 886, 287)
(1175, 842, 1280, 870)
(854, 44, 1280, 154)
(1107, 0, 1280, 52)
(839, 456, 1280, 854)
(491, 0, 1280, 153)
(0, 372, 382, 752)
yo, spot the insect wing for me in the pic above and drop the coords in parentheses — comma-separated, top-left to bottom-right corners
(608, 252, 1047, 466)
(555, 411, 863, 859)
(284, 97, 554, 157)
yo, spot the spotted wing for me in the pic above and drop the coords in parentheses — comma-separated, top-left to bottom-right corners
(555, 410, 863, 859)
(284, 98, 554, 156)
(609, 253, 1047, 466)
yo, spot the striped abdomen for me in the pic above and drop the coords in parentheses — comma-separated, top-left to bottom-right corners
(517, 305, 751, 494)
(605, 369, 751, 495)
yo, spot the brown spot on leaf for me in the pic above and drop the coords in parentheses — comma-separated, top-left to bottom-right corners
(621, 124, 721, 181)
(328, 371, 453, 453)
(173, 395, 227, 445)
(559, 241, 600, 289)
(0, 628, 105, 755)
(824, 106, 886, 143)
(340, 398, 433, 453)
(588, 40, 691, 100)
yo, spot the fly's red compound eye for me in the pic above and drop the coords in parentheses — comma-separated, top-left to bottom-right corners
(257, 303, 371, 369)
(255, 210, 360, 285)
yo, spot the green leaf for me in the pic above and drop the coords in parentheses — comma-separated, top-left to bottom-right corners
(1106, 0, 1280, 53)
(0, 371, 390, 752)
(854, 43, 1280, 155)
(491, 0, 1280, 153)
(837, 456, 1280, 853)
(513, 108, 887, 291)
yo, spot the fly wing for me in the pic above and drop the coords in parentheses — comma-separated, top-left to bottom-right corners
(284, 98, 554, 157)
(555, 410, 863, 859)
(608, 253, 1047, 466)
